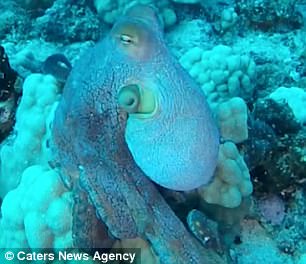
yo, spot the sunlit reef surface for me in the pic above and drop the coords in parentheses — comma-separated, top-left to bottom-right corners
(0, 0, 305, 264)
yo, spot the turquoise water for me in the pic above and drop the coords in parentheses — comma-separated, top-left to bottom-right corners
(0, 1, 305, 263)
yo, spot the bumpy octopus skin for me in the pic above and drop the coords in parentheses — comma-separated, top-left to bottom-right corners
(52, 5, 220, 264)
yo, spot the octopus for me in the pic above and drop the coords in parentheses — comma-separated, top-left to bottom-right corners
(187, 209, 222, 252)
(51, 4, 220, 264)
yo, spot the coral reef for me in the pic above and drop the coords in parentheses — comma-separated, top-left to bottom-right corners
(216, 97, 248, 143)
(0, 74, 60, 198)
(93, 0, 177, 28)
(14, 0, 55, 11)
(0, 46, 19, 141)
(253, 97, 300, 136)
(166, 19, 212, 57)
(214, 7, 238, 34)
(180, 45, 256, 110)
(236, 0, 303, 31)
(0, 1, 31, 41)
(2, 39, 93, 80)
(0, 0, 305, 263)
(33, 0, 101, 43)
(198, 142, 253, 208)
(275, 190, 306, 255)
(0, 165, 72, 248)
(247, 95, 305, 192)
(241, 118, 277, 171)
(231, 219, 294, 264)
(269, 87, 306, 125)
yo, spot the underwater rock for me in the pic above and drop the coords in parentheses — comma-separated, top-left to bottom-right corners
(232, 219, 294, 264)
(253, 97, 301, 136)
(6, 46, 42, 79)
(248, 127, 305, 193)
(265, 130, 306, 191)
(0, 98, 16, 141)
(269, 87, 306, 126)
(236, 0, 303, 32)
(276, 190, 306, 256)
(166, 19, 212, 58)
(15, 0, 55, 11)
(241, 118, 277, 171)
(33, 0, 102, 43)
(93, 0, 177, 28)
(0, 2, 31, 40)
(52, 4, 221, 263)
(0, 46, 19, 141)
(276, 228, 298, 254)
(0, 46, 18, 101)
(4, 41, 75, 84)
(257, 195, 285, 225)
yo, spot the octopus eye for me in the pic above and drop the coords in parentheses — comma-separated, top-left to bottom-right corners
(120, 34, 134, 45)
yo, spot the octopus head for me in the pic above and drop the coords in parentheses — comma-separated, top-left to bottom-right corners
(114, 6, 219, 192)
(110, 5, 163, 61)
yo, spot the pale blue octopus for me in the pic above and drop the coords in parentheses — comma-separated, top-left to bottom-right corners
(51, 4, 220, 264)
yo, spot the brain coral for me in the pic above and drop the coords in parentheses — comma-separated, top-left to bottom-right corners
(198, 141, 253, 208)
(180, 45, 256, 109)
(0, 165, 72, 249)
(216, 97, 249, 143)
(0, 74, 60, 198)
